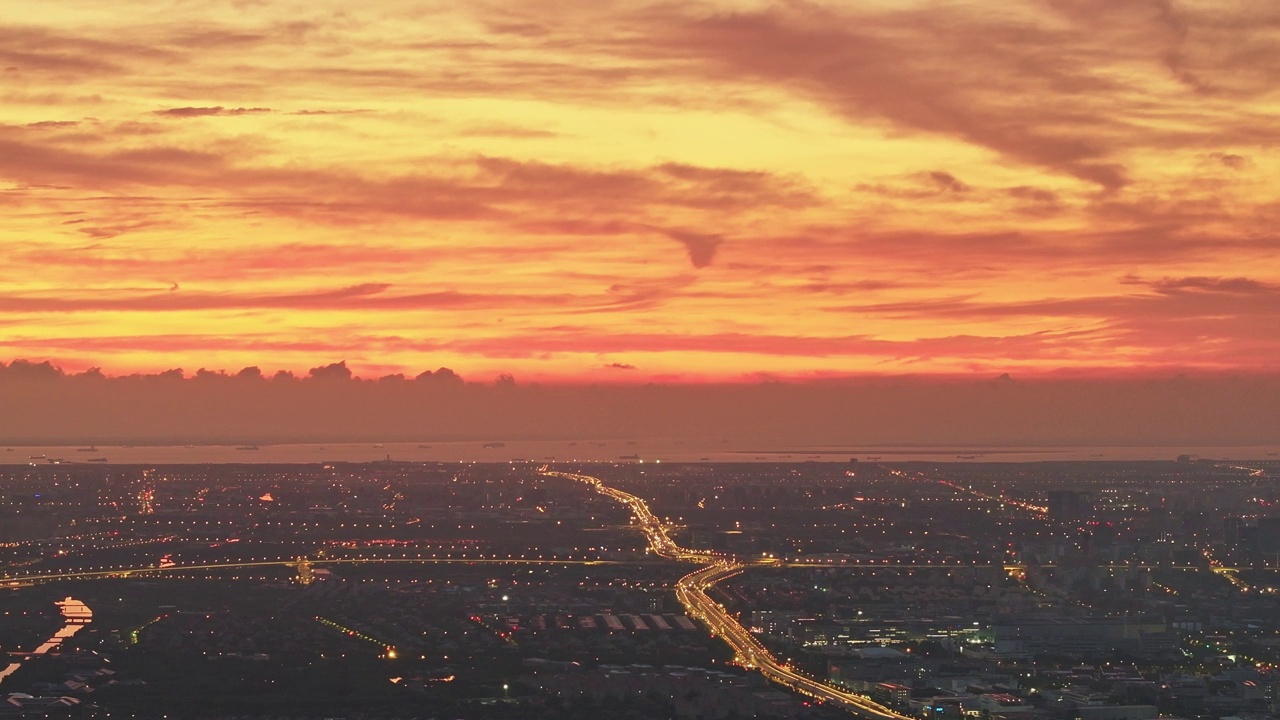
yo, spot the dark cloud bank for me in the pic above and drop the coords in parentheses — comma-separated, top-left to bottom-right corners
(2, 360, 1279, 448)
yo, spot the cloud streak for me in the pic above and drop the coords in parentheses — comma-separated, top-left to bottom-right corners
(153, 106, 273, 118)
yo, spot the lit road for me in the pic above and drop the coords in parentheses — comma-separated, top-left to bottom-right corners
(542, 471, 722, 564)
(928, 475, 1047, 515)
(1, 556, 1224, 586)
(543, 469, 913, 720)
(677, 562, 914, 719)
(0, 557, 632, 584)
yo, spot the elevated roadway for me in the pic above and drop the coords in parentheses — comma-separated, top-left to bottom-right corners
(0, 557, 631, 584)
(543, 469, 912, 719)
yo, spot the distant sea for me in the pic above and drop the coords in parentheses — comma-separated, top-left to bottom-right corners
(2, 441, 1279, 465)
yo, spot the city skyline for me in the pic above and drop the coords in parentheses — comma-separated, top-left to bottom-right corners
(3, 0, 1278, 386)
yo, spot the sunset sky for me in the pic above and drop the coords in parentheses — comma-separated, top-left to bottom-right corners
(2, 0, 1278, 383)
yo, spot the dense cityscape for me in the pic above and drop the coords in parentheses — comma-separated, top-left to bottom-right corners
(5, 0, 1278, 718)
(3, 454, 1280, 719)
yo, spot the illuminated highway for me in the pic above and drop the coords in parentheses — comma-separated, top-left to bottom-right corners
(543, 469, 913, 720)
(2, 555, 1223, 586)
(542, 471, 726, 564)
(0, 557, 631, 585)
(927, 475, 1048, 515)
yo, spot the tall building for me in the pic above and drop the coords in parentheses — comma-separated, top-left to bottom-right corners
(1047, 490, 1090, 521)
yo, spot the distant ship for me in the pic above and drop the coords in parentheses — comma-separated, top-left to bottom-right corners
(417, 444, 432, 449)
(76, 446, 99, 453)
(87, 457, 108, 463)
(29, 454, 46, 460)
(482, 442, 506, 449)
(957, 454, 979, 460)
(619, 454, 641, 460)
(236, 445, 260, 451)
(373, 443, 385, 448)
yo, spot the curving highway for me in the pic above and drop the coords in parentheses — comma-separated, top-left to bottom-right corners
(7, 467, 910, 717)
(543, 470, 913, 720)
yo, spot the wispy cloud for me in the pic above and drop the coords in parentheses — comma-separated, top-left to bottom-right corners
(153, 106, 273, 118)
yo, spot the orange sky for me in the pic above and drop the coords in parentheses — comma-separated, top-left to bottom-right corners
(2, 0, 1278, 382)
